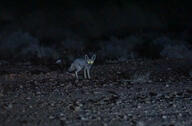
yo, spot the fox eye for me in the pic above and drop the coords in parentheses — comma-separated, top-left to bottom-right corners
(88, 61, 93, 64)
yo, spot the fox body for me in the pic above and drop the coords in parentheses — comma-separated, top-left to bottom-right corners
(68, 54, 96, 79)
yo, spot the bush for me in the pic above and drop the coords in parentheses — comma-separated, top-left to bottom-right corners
(0, 31, 39, 59)
(36, 46, 59, 60)
(153, 36, 174, 47)
(152, 36, 192, 59)
(61, 38, 84, 51)
(0, 31, 60, 61)
(160, 44, 192, 59)
(97, 35, 142, 61)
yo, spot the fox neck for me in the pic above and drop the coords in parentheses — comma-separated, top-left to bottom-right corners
(85, 62, 93, 68)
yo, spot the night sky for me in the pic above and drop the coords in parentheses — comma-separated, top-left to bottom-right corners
(0, 0, 192, 60)
(1, 0, 192, 33)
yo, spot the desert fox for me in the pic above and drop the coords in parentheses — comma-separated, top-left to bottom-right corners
(68, 54, 96, 79)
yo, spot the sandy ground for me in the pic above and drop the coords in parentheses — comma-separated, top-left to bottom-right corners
(0, 59, 192, 126)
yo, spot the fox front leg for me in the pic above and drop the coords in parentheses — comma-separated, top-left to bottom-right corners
(87, 69, 91, 79)
(84, 68, 87, 79)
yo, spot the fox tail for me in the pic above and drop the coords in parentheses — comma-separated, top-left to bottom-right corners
(68, 64, 75, 72)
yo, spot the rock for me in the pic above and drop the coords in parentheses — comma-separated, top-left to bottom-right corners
(137, 121, 145, 126)
(162, 115, 167, 119)
(49, 115, 55, 119)
(8, 104, 13, 109)
(60, 113, 64, 117)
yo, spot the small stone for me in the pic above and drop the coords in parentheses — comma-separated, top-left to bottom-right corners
(60, 113, 64, 117)
(80, 116, 88, 121)
(137, 121, 145, 126)
(36, 91, 41, 95)
(0, 93, 3, 97)
(123, 115, 128, 120)
(103, 123, 108, 126)
(128, 114, 132, 117)
(49, 115, 55, 119)
(22, 109, 26, 112)
(60, 83, 65, 86)
(8, 104, 13, 109)
(74, 106, 81, 111)
(178, 113, 182, 117)
(117, 71, 121, 74)
(166, 84, 169, 87)
(167, 68, 171, 70)
(26, 97, 31, 100)
(144, 110, 148, 114)
(137, 105, 141, 109)
(162, 115, 167, 119)
(50, 103, 55, 107)
(78, 103, 83, 107)
(97, 117, 101, 120)
(60, 117, 66, 121)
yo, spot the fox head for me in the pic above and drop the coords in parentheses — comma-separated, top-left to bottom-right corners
(85, 54, 96, 65)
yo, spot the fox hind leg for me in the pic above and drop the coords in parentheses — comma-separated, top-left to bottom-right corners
(75, 66, 81, 80)
(75, 71, 79, 79)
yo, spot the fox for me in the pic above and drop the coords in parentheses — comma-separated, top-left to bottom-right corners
(68, 54, 96, 79)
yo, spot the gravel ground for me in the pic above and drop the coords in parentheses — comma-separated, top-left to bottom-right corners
(0, 59, 192, 126)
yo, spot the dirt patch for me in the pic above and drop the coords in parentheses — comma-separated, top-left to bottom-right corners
(0, 59, 192, 126)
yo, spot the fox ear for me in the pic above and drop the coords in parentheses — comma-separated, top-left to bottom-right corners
(85, 54, 89, 60)
(92, 54, 96, 60)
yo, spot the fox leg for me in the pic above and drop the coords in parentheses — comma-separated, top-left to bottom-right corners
(84, 68, 87, 79)
(75, 71, 79, 79)
(87, 69, 91, 79)
(75, 67, 81, 80)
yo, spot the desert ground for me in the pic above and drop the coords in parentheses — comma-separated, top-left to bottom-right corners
(0, 58, 192, 126)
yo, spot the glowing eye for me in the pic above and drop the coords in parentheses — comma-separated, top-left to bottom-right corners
(88, 61, 93, 64)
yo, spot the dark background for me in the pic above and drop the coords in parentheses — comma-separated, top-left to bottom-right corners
(0, 0, 192, 63)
